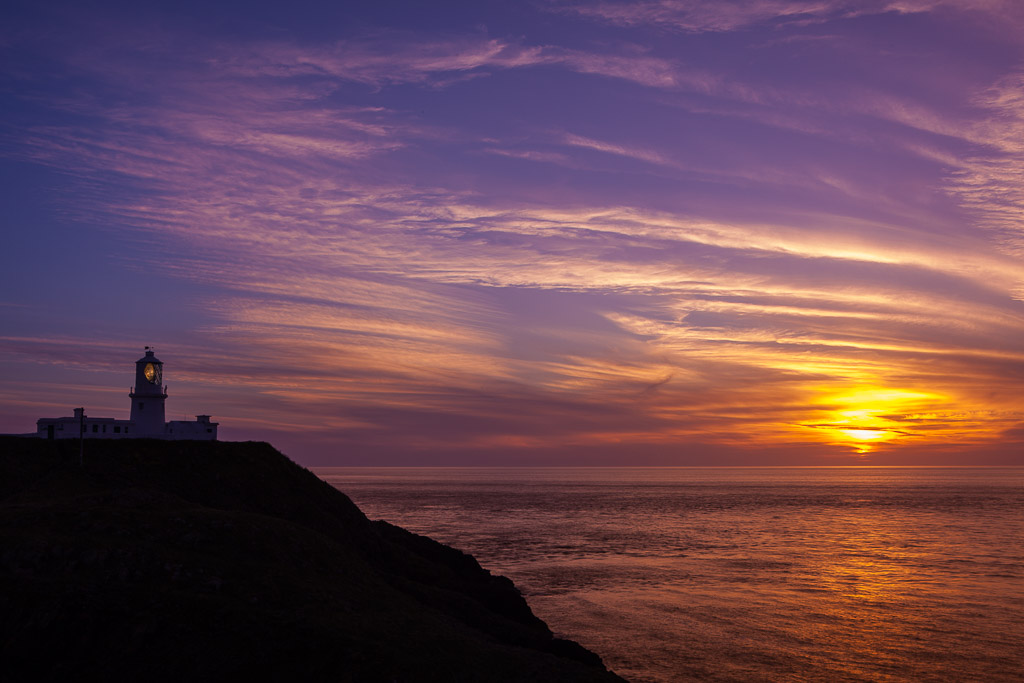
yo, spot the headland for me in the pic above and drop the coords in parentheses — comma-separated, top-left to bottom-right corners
(0, 437, 625, 682)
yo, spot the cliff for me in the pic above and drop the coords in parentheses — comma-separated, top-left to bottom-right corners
(0, 437, 625, 682)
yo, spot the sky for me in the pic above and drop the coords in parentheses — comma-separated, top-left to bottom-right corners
(1, 0, 1023, 465)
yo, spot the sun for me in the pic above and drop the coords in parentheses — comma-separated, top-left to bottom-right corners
(806, 386, 946, 453)
(839, 428, 891, 454)
(840, 429, 888, 441)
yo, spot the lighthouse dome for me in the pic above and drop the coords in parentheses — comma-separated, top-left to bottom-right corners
(136, 348, 163, 364)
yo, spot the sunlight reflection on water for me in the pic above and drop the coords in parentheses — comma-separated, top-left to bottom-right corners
(316, 467, 1024, 682)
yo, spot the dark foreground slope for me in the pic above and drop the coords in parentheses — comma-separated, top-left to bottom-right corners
(0, 437, 625, 683)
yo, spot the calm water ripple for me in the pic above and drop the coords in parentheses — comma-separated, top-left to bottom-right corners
(315, 467, 1024, 683)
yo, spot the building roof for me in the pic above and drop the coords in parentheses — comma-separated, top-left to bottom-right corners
(137, 348, 163, 364)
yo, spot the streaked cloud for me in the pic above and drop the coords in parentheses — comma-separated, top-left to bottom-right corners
(951, 72, 1024, 268)
(1, 1, 1022, 463)
(552, 0, 1016, 32)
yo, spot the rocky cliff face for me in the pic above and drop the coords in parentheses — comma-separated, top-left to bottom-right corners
(0, 437, 625, 682)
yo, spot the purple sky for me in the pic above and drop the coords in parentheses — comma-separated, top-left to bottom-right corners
(2, 0, 1023, 465)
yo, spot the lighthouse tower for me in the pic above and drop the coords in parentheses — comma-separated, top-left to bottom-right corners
(129, 347, 167, 436)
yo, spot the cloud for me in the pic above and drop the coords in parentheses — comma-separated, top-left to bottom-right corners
(949, 72, 1024, 271)
(3, 8, 1023, 462)
(562, 134, 677, 167)
(211, 34, 683, 90)
(551, 0, 1014, 33)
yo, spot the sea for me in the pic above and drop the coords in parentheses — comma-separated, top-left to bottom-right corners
(314, 467, 1024, 682)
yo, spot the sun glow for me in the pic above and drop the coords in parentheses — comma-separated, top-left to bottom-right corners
(807, 386, 948, 454)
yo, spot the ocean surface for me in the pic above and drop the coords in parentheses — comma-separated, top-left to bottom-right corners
(314, 467, 1024, 682)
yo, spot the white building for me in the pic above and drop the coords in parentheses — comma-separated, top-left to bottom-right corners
(36, 348, 218, 441)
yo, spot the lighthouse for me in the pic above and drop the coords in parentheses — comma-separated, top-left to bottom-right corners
(129, 347, 167, 436)
(35, 347, 218, 440)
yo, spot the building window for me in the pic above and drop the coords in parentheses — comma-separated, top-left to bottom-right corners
(114, 426, 121, 433)
(139, 402, 144, 410)
(92, 424, 98, 433)
(102, 425, 106, 433)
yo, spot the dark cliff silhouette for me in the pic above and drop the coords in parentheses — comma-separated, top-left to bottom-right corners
(0, 437, 625, 682)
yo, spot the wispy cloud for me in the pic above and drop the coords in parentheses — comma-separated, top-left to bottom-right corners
(208, 35, 683, 90)
(552, 0, 1015, 32)
(2, 5, 1023, 463)
(950, 72, 1024, 269)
